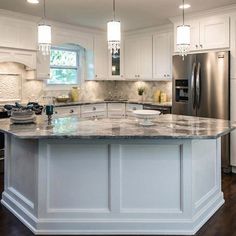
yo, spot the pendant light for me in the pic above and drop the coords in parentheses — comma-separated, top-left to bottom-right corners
(38, 0, 51, 55)
(176, 0, 190, 59)
(107, 0, 121, 54)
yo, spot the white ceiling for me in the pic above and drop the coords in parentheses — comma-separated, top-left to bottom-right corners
(0, 0, 236, 31)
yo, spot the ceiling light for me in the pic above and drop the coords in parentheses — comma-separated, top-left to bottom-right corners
(27, 0, 39, 4)
(107, 0, 121, 54)
(38, 0, 51, 56)
(179, 4, 191, 9)
(176, 0, 190, 59)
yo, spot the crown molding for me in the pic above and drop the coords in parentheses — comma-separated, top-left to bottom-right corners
(169, 3, 236, 23)
(125, 24, 173, 36)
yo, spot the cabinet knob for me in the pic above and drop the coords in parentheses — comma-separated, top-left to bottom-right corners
(200, 44, 203, 48)
(95, 75, 98, 78)
(167, 74, 170, 77)
(70, 109, 74, 113)
(93, 107, 96, 111)
(195, 45, 198, 48)
(164, 74, 166, 77)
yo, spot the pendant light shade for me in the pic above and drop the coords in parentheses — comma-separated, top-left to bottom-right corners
(176, 0, 190, 59)
(107, 20, 121, 54)
(176, 24, 190, 57)
(38, 24, 51, 55)
(38, 0, 51, 55)
(107, 0, 121, 54)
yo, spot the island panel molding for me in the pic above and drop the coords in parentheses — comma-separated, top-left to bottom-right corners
(1, 135, 225, 235)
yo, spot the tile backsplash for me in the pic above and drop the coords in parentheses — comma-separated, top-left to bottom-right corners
(0, 62, 172, 104)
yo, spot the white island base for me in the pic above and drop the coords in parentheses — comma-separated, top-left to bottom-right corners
(1, 135, 223, 235)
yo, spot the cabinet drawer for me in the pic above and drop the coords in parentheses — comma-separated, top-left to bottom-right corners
(108, 103, 125, 111)
(81, 111, 106, 119)
(81, 104, 106, 113)
(54, 106, 80, 117)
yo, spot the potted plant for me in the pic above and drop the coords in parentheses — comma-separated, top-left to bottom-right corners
(137, 86, 145, 102)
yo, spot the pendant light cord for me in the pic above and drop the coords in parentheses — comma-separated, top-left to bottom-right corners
(113, 0, 116, 20)
(43, 0, 46, 19)
(182, 0, 185, 25)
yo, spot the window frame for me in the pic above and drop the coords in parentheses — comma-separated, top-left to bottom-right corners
(48, 46, 80, 86)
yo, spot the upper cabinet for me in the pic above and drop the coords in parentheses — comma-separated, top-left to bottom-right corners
(124, 36, 153, 80)
(0, 16, 37, 51)
(93, 36, 109, 80)
(108, 47, 124, 80)
(153, 32, 172, 80)
(199, 16, 229, 50)
(174, 16, 230, 52)
(36, 53, 50, 80)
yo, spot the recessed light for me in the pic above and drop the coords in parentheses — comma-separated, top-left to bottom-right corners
(27, 0, 39, 4)
(179, 4, 191, 9)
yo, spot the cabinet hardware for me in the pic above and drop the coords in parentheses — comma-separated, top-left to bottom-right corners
(70, 110, 74, 113)
(195, 45, 198, 48)
(200, 44, 203, 48)
(164, 74, 166, 77)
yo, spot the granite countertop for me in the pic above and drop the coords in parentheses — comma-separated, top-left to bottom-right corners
(53, 100, 172, 107)
(0, 114, 235, 140)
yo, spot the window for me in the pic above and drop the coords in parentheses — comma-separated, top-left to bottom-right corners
(48, 48, 79, 85)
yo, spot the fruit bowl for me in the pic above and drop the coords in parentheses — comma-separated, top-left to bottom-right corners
(133, 110, 160, 126)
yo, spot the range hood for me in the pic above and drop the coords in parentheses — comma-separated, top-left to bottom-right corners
(0, 48, 36, 70)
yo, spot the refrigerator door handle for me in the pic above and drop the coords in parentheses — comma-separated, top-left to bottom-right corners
(196, 62, 201, 108)
(191, 62, 197, 109)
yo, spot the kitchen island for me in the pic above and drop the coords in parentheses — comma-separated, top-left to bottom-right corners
(0, 114, 235, 235)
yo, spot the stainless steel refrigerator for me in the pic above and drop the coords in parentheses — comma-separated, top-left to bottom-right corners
(172, 51, 230, 172)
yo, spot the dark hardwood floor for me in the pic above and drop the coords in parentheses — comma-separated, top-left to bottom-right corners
(0, 173, 236, 236)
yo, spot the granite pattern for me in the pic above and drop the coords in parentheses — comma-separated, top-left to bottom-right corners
(0, 115, 235, 140)
(53, 100, 172, 108)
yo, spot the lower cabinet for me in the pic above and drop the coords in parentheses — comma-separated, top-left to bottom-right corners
(81, 103, 107, 119)
(107, 103, 126, 118)
(126, 103, 143, 117)
(231, 79, 236, 167)
(54, 106, 81, 117)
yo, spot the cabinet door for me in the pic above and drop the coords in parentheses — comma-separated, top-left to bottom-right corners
(107, 103, 125, 118)
(94, 36, 108, 79)
(231, 79, 236, 166)
(153, 33, 172, 80)
(0, 17, 37, 50)
(199, 16, 229, 50)
(189, 20, 200, 51)
(124, 37, 138, 79)
(36, 53, 50, 80)
(138, 36, 153, 79)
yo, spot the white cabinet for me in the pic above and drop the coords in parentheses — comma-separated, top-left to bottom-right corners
(199, 16, 229, 50)
(54, 106, 81, 117)
(94, 36, 108, 80)
(231, 79, 236, 167)
(124, 36, 152, 80)
(174, 16, 229, 52)
(126, 103, 143, 117)
(36, 53, 50, 80)
(107, 103, 126, 118)
(153, 32, 172, 80)
(0, 16, 37, 50)
(81, 103, 106, 118)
